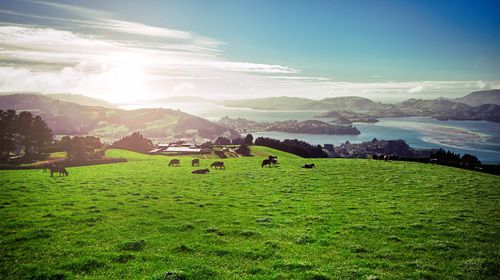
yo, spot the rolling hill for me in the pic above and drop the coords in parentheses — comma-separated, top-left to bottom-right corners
(218, 90, 500, 122)
(0, 94, 240, 141)
(453, 89, 500, 106)
(0, 148, 499, 279)
(220, 96, 386, 111)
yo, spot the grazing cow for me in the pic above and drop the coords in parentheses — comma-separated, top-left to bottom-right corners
(211, 161, 225, 169)
(59, 167, 69, 176)
(384, 155, 389, 162)
(192, 159, 200, 166)
(261, 159, 272, 167)
(371, 154, 378, 160)
(42, 163, 50, 172)
(429, 158, 437, 164)
(49, 165, 58, 177)
(169, 159, 180, 167)
(192, 168, 210, 174)
(301, 163, 315, 168)
(269, 156, 278, 166)
(50, 165, 68, 177)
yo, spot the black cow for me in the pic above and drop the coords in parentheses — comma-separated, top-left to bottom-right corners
(192, 159, 200, 166)
(269, 156, 278, 166)
(192, 168, 210, 174)
(301, 163, 315, 168)
(262, 159, 272, 167)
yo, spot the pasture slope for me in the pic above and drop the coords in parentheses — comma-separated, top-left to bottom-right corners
(1, 147, 499, 280)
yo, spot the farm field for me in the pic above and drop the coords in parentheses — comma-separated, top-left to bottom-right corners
(1, 147, 499, 279)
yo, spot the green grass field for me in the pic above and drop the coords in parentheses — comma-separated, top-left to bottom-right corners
(1, 147, 499, 279)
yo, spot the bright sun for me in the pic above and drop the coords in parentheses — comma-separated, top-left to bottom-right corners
(107, 53, 145, 103)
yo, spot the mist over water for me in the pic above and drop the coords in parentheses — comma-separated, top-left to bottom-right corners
(120, 102, 500, 164)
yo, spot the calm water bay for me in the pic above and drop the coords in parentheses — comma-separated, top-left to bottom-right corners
(123, 102, 500, 164)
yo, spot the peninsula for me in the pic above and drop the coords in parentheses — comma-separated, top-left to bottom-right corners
(217, 116, 360, 135)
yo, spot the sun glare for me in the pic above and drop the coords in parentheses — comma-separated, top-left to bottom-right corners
(106, 53, 145, 103)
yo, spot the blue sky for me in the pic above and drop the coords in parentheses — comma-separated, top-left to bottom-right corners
(0, 0, 499, 103)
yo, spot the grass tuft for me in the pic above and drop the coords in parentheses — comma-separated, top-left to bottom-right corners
(115, 239, 146, 251)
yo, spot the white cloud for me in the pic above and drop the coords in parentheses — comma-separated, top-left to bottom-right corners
(407, 85, 425, 93)
(264, 76, 330, 81)
(102, 19, 192, 40)
(0, 26, 113, 49)
(1, 2, 499, 103)
(173, 82, 195, 93)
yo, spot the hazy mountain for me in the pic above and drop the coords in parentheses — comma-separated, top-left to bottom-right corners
(45, 93, 119, 109)
(151, 96, 212, 103)
(453, 90, 500, 106)
(393, 98, 474, 115)
(0, 92, 119, 109)
(219, 90, 500, 112)
(313, 96, 385, 111)
(316, 96, 500, 122)
(220, 96, 385, 111)
(0, 94, 239, 140)
(221, 96, 316, 110)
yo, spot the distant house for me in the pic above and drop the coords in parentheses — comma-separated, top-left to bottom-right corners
(151, 143, 201, 154)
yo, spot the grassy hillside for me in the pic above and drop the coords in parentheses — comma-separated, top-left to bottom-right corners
(220, 96, 383, 111)
(454, 90, 500, 107)
(1, 148, 499, 279)
(221, 96, 316, 110)
(0, 94, 239, 140)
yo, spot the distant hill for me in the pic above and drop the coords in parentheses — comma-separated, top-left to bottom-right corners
(151, 96, 212, 104)
(221, 96, 316, 110)
(0, 94, 239, 141)
(219, 91, 500, 115)
(0, 92, 119, 109)
(220, 96, 385, 111)
(313, 96, 385, 111)
(394, 98, 474, 115)
(45, 93, 119, 109)
(316, 97, 500, 123)
(453, 89, 500, 106)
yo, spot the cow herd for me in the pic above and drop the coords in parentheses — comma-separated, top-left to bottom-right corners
(43, 154, 317, 177)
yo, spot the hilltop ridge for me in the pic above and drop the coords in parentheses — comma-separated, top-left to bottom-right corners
(0, 94, 239, 141)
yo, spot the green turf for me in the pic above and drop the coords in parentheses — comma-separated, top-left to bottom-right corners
(1, 147, 499, 279)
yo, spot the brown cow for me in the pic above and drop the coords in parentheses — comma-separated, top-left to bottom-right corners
(211, 161, 225, 169)
(169, 159, 180, 167)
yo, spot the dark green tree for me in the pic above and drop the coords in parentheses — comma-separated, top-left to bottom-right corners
(16, 111, 35, 156)
(32, 115, 53, 155)
(83, 136, 103, 149)
(244, 134, 254, 145)
(112, 132, 154, 152)
(59, 136, 96, 161)
(236, 143, 251, 156)
(0, 109, 18, 159)
(215, 136, 231, 145)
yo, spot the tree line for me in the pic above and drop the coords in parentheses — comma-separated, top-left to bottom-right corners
(58, 135, 105, 161)
(254, 137, 328, 158)
(0, 110, 53, 159)
(111, 132, 154, 152)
